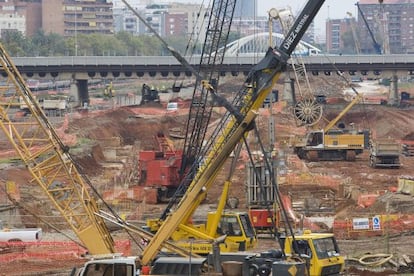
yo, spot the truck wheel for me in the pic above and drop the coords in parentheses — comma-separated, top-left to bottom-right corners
(258, 264, 271, 276)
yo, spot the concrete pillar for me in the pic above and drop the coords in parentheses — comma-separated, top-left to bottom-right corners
(388, 73, 399, 106)
(69, 79, 90, 108)
(77, 79, 89, 107)
(69, 83, 79, 105)
(282, 77, 295, 105)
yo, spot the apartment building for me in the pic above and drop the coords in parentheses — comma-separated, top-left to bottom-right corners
(113, 2, 207, 41)
(358, 0, 414, 54)
(326, 18, 352, 54)
(0, 0, 41, 37)
(42, 0, 113, 37)
(326, 0, 414, 54)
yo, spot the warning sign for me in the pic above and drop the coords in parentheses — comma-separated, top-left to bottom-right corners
(353, 218, 370, 230)
(372, 216, 381, 231)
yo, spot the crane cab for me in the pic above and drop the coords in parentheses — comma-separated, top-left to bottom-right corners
(213, 212, 257, 252)
(174, 212, 257, 254)
(146, 212, 257, 255)
(302, 129, 366, 161)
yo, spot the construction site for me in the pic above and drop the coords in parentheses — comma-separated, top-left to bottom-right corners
(0, 70, 414, 275)
(1, 0, 414, 275)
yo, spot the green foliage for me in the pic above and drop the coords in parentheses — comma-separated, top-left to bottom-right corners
(0, 31, 192, 57)
(1, 30, 28, 56)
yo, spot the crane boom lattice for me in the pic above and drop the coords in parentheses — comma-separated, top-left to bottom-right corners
(0, 44, 115, 255)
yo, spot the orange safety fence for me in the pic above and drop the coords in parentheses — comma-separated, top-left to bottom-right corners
(0, 239, 131, 263)
(333, 214, 414, 239)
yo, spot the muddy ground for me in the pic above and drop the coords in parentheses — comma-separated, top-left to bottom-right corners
(1, 75, 414, 274)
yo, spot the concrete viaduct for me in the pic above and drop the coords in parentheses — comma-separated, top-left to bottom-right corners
(7, 54, 414, 105)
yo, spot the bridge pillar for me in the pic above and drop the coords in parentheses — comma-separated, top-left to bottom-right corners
(388, 73, 399, 106)
(69, 75, 89, 107)
(282, 77, 295, 105)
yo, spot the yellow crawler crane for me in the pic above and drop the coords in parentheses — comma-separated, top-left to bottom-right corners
(0, 44, 115, 255)
(295, 89, 368, 161)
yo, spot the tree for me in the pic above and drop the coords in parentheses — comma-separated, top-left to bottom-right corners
(1, 30, 28, 56)
(30, 30, 67, 56)
(0, 30, 190, 56)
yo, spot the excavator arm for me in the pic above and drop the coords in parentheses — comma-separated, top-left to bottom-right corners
(141, 0, 326, 265)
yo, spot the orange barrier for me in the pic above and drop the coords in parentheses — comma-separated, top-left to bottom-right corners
(0, 239, 131, 263)
(333, 214, 414, 239)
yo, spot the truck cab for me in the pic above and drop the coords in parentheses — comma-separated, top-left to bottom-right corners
(74, 256, 137, 276)
(283, 230, 345, 276)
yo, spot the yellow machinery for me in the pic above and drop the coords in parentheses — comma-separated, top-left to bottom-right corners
(0, 0, 346, 274)
(139, 1, 345, 274)
(103, 81, 115, 99)
(145, 177, 257, 255)
(0, 36, 200, 264)
(294, 91, 369, 161)
(283, 230, 345, 276)
(0, 45, 115, 256)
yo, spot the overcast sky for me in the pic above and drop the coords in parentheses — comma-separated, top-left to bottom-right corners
(259, 1, 357, 40)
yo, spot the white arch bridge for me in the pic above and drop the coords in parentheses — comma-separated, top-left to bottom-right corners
(223, 32, 321, 57)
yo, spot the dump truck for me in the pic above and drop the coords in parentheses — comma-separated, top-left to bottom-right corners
(369, 138, 401, 168)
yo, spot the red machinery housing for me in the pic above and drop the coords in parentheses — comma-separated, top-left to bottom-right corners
(138, 133, 183, 203)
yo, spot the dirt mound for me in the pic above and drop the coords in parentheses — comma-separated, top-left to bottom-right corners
(68, 106, 188, 150)
(322, 105, 414, 140)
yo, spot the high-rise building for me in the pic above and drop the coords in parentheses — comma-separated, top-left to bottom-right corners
(0, 0, 41, 37)
(42, 0, 113, 37)
(324, 0, 414, 54)
(113, 2, 207, 41)
(326, 18, 352, 54)
(357, 0, 414, 54)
